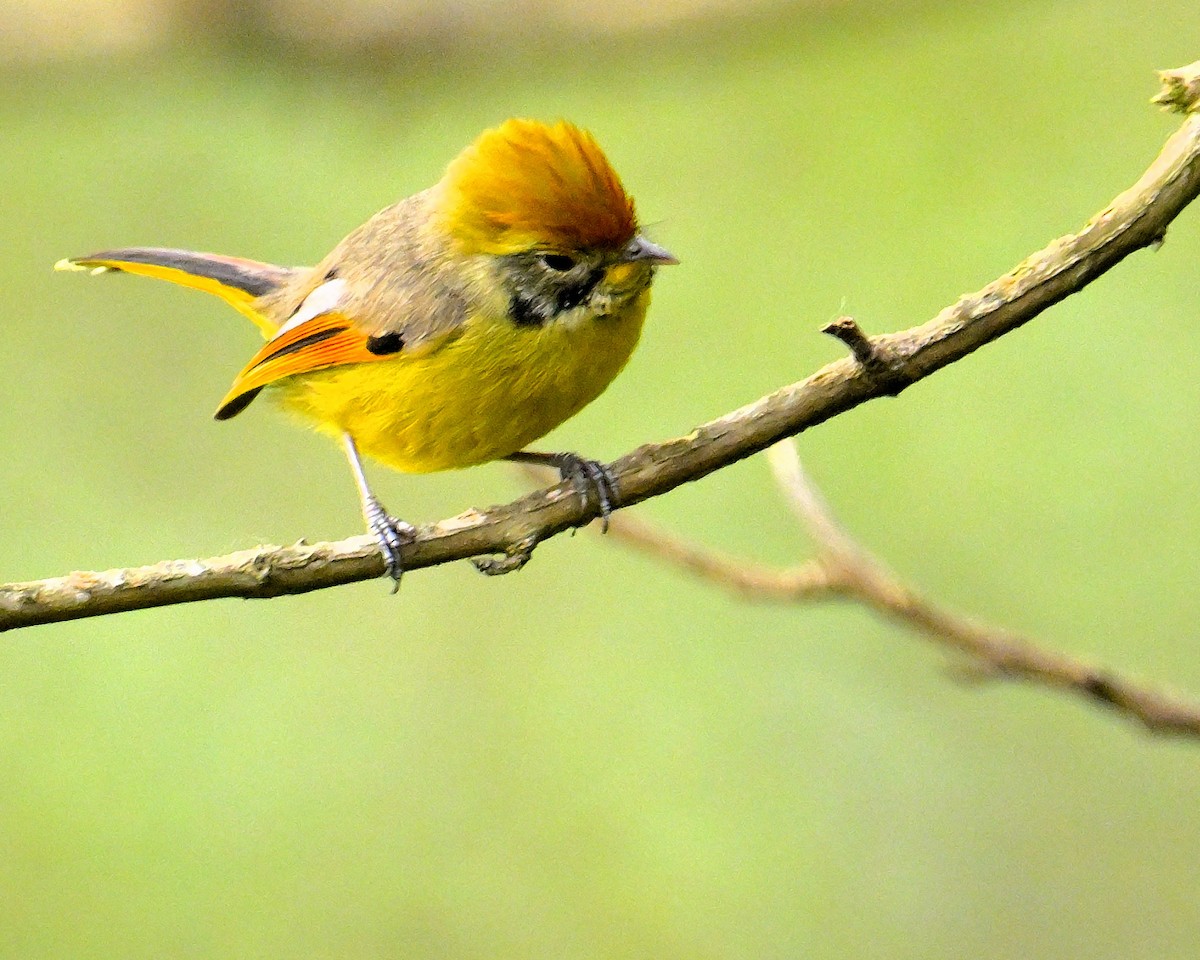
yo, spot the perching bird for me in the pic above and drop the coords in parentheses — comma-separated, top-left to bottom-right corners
(58, 118, 676, 583)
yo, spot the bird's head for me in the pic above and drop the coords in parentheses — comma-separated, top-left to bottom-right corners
(437, 118, 676, 327)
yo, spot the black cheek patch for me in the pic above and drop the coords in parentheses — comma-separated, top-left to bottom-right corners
(509, 292, 546, 328)
(555, 269, 603, 313)
(366, 332, 405, 355)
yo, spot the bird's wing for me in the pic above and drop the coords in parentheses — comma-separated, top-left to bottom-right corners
(213, 269, 469, 420)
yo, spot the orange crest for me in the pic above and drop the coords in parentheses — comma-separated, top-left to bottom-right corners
(439, 119, 637, 255)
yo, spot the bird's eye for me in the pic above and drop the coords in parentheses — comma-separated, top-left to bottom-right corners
(540, 253, 577, 272)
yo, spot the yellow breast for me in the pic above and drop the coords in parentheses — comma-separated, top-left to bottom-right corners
(273, 289, 650, 473)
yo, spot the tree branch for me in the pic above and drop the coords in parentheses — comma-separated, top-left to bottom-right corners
(4, 62, 1200, 632)
(763, 445, 1200, 736)
(582, 445, 1200, 738)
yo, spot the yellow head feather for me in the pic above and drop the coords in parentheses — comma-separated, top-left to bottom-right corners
(438, 119, 637, 256)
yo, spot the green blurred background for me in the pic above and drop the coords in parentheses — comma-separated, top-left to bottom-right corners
(4, 1, 1200, 956)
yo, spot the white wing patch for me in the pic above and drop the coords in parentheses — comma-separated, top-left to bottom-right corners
(272, 277, 347, 340)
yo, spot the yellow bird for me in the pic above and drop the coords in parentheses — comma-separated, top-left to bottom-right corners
(58, 119, 676, 582)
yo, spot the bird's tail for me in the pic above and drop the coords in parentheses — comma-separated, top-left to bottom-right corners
(56, 247, 299, 337)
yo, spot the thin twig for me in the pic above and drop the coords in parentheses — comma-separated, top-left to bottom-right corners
(764, 442, 1200, 736)
(587, 444, 1200, 738)
(819, 315, 910, 394)
(598, 508, 839, 601)
(3, 62, 1200, 631)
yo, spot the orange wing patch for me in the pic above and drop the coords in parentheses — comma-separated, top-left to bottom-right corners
(214, 312, 400, 419)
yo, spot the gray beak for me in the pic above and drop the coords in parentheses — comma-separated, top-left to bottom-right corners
(623, 235, 679, 266)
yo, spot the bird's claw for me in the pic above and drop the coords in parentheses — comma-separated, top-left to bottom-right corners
(363, 495, 415, 591)
(551, 453, 619, 533)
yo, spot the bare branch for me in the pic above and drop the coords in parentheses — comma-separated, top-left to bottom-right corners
(820, 316, 911, 395)
(592, 442, 1200, 738)
(764, 442, 1200, 736)
(1154, 61, 1200, 114)
(605, 509, 839, 601)
(4, 63, 1200, 631)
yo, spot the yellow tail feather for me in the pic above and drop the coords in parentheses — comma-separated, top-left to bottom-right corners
(56, 247, 299, 337)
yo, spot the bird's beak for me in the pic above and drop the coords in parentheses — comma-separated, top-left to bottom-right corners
(623, 235, 679, 266)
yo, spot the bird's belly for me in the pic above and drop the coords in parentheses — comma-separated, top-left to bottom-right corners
(273, 295, 648, 473)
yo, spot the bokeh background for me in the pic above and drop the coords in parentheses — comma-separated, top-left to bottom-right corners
(3, 1, 1200, 956)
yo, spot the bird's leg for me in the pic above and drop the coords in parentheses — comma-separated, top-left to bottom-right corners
(342, 433, 415, 590)
(506, 450, 620, 533)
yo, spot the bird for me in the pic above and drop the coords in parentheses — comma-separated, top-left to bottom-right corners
(57, 118, 676, 584)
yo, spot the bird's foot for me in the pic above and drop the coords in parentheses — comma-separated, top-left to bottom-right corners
(547, 453, 619, 533)
(362, 495, 416, 591)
